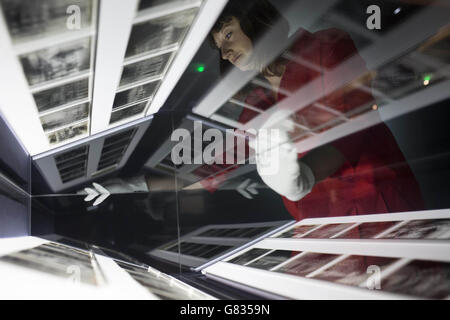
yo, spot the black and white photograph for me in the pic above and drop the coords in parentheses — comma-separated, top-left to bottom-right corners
(0, 0, 94, 42)
(276, 253, 339, 277)
(246, 250, 300, 270)
(110, 101, 148, 124)
(277, 225, 317, 238)
(382, 219, 450, 240)
(228, 248, 270, 265)
(113, 83, 157, 109)
(382, 260, 450, 299)
(46, 121, 88, 144)
(40, 102, 89, 132)
(0, 243, 97, 285)
(302, 223, 355, 239)
(20, 38, 91, 87)
(313, 255, 397, 286)
(33, 78, 89, 112)
(119, 52, 172, 87)
(125, 8, 197, 58)
(336, 221, 397, 239)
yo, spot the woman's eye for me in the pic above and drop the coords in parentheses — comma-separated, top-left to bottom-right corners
(225, 32, 232, 40)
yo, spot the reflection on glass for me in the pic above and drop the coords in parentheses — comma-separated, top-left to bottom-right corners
(313, 255, 397, 286)
(277, 225, 317, 239)
(276, 252, 339, 277)
(382, 260, 450, 299)
(202, 0, 430, 221)
(382, 219, 450, 240)
(0, 242, 97, 285)
(336, 221, 398, 239)
(228, 248, 270, 265)
(246, 250, 300, 270)
(302, 223, 355, 239)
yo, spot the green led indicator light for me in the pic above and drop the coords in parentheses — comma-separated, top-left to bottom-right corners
(424, 75, 431, 81)
(197, 65, 205, 72)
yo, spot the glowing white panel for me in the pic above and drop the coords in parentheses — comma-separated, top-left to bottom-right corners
(90, 0, 139, 134)
(0, 14, 49, 156)
(146, 0, 229, 115)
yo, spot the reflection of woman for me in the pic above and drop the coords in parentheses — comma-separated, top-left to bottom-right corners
(211, 0, 424, 220)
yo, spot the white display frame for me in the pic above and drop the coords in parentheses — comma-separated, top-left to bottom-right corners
(202, 209, 450, 300)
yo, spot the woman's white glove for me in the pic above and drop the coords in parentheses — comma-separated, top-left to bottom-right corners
(249, 110, 315, 201)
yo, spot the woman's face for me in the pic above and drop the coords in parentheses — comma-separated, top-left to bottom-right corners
(212, 16, 254, 71)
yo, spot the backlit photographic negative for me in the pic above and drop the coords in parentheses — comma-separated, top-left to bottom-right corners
(20, 38, 91, 87)
(382, 260, 450, 299)
(0, 0, 94, 42)
(119, 52, 172, 87)
(138, 0, 182, 11)
(313, 255, 397, 286)
(110, 101, 147, 124)
(246, 250, 301, 270)
(40, 102, 89, 131)
(302, 223, 355, 239)
(382, 219, 450, 240)
(0, 243, 97, 285)
(125, 8, 197, 58)
(117, 260, 201, 300)
(277, 225, 317, 238)
(54, 145, 88, 163)
(228, 248, 270, 265)
(276, 252, 339, 277)
(336, 221, 398, 239)
(33, 78, 89, 112)
(47, 121, 88, 144)
(113, 82, 158, 109)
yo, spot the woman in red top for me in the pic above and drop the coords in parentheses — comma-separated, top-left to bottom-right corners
(210, 0, 424, 220)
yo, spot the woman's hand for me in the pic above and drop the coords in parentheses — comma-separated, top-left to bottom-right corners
(249, 109, 315, 201)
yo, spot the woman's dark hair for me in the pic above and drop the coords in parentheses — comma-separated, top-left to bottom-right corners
(209, 0, 290, 77)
